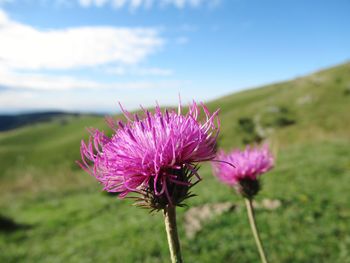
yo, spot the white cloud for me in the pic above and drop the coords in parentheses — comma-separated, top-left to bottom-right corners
(75, 0, 219, 9)
(1, 0, 220, 9)
(135, 67, 173, 76)
(0, 67, 101, 90)
(0, 8, 184, 112)
(0, 9, 163, 70)
(112, 0, 128, 8)
(0, 85, 185, 112)
(0, 78, 184, 112)
(106, 66, 173, 76)
(79, 0, 91, 7)
(0, 0, 13, 5)
(177, 24, 198, 32)
(0, 90, 113, 112)
(0, 66, 178, 90)
(175, 36, 189, 45)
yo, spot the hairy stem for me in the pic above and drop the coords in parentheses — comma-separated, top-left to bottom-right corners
(245, 198, 269, 263)
(164, 205, 183, 263)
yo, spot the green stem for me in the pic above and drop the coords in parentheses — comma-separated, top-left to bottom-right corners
(163, 205, 183, 263)
(244, 198, 269, 263)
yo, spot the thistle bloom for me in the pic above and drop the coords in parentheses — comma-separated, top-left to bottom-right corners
(212, 145, 274, 198)
(212, 145, 274, 263)
(78, 101, 220, 209)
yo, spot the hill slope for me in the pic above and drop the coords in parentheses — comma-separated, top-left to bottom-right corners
(0, 63, 349, 263)
(208, 62, 350, 147)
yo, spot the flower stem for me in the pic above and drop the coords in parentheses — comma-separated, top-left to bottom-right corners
(244, 198, 269, 263)
(163, 205, 183, 263)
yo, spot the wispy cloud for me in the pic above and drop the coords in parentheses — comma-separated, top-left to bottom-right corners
(76, 0, 220, 9)
(177, 24, 198, 32)
(0, 78, 185, 112)
(0, 83, 185, 112)
(0, 67, 101, 90)
(0, 0, 13, 5)
(106, 66, 173, 76)
(0, 9, 163, 70)
(175, 36, 189, 45)
(1, 0, 220, 9)
(0, 66, 179, 91)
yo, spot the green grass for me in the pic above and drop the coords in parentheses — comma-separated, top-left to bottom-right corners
(1, 62, 350, 262)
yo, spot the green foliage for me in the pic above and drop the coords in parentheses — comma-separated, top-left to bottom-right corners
(260, 106, 296, 128)
(1, 63, 350, 262)
(237, 117, 263, 144)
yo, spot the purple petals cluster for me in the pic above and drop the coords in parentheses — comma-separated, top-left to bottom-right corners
(212, 145, 274, 197)
(78, 102, 220, 207)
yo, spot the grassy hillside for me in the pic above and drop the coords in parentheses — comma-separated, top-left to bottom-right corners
(0, 63, 349, 262)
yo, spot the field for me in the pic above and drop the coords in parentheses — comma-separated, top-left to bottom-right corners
(0, 63, 350, 262)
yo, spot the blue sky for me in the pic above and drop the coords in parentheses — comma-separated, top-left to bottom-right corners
(0, 0, 349, 113)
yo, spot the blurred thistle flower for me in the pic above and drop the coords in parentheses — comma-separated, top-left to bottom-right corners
(212, 144, 274, 263)
(78, 101, 220, 210)
(212, 144, 274, 198)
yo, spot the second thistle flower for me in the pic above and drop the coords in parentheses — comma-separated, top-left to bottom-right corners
(212, 145, 274, 198)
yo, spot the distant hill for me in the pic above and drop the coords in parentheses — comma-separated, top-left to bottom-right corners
(0, 112, 79, 131)
(207, 61, 350, 148)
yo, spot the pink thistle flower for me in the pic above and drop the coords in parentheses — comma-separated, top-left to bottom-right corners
(78, 101, 220, 210)
(212, 145, 274, 198)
